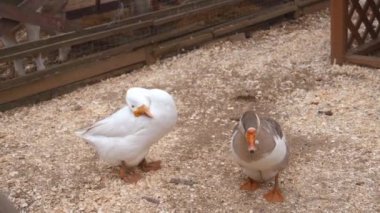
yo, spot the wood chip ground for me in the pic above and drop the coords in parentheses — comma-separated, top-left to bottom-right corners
(0, 10, 379, 212)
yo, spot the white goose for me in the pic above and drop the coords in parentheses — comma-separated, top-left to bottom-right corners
(76, 87, 177, 183)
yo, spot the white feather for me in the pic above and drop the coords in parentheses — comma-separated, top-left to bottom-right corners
(75, 88, 177, 166)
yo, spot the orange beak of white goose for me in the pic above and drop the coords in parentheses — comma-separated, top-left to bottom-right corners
(245, 127, 256, 153)
(133, 105, 153, 118)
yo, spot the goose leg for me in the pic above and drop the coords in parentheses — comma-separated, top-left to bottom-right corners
(264, 174, 284, 202)
(240, 177, 259, 191)
(119, 161, 142, 184)
(138, 158, 161, 172)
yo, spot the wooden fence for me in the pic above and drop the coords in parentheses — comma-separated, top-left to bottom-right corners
(331, 0, 380, 68)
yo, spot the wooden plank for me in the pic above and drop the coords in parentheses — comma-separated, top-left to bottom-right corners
(213, 2, 296, 37)
(330, 0, 348, 64)
(0, 3, 67, 33)
(351, 37, 380, 55)
(0, 0, 245, 62)
(345, 54, 380, 68)
(0, 20, 153, 63)
(153, 33, 213, 56)
(301, 0, 329, 14)
(153, 0, 245, 26)
(0, 63, 144, 111)
(298, 0, 327, 7)
(0, 22, 208, 90)
(66, 1, 121, 20)
(0, 48, 146, 104)
(0, 0, 330, 108)
(0, 0, 244, 62)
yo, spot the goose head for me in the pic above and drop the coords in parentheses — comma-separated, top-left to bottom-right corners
(126, 88, 153, 118)
(239, 111, 261, 154)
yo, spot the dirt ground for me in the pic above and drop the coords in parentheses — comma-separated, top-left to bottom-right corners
(0, 10, 379, 212)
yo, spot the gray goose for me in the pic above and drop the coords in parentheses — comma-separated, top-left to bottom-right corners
(231, 111, 289, 202)
(0, 192, 18, 213)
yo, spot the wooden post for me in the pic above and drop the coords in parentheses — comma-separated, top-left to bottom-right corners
(330, 0, 348, 65)
(96, 0, 101, 12)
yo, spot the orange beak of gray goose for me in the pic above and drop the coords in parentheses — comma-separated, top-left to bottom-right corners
(245, 127, 257, 153)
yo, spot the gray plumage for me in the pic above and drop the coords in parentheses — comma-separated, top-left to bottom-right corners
(231, 111, 289, 182)
(0, 192, 18, 213)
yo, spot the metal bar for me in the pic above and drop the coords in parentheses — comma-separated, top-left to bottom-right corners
(330, 0, 348, 64)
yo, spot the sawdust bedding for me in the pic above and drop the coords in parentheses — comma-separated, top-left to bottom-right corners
(0, 9, 379, 212)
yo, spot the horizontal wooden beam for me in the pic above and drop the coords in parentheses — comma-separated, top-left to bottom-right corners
(0, 0, 330, 110)
(212, 2, 296, 37)
(0, 20, 153, 63)
(0, 0, 244, 63)
(351, 37, 380, 55)
(0, 47, 146, 104)
(0, 3, 78, 33)
(345, 54, 380, 68)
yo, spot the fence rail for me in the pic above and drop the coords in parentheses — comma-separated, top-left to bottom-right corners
(0, 0, 328, 110)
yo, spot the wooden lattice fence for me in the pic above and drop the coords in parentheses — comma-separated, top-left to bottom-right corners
(331, 0, 380, 68)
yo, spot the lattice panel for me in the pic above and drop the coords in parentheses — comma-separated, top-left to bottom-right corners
(347, 0, 380, 49)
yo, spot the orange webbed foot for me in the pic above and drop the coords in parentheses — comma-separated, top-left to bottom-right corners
(138, 159, 162, 172)
(264, 188, 284, 202)
(264, 174, 285, 202)
(122, 172, 142, 184)
(119, 162, 142, 184)
(240, 178, 259, 191)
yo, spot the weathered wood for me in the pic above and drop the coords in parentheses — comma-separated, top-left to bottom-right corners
(0, 22, 208, 90)
(0, 0, 330, 110)
(300, 0, 329, 14)
(0, 48, 146, 104)
(0, 0, 245, 63)
(351, 37, 380, 55)
(153, 33, 213, 56)
(330, 0, 347, 64)
(212, 2, 296, 37)
(0, 20, 153, 63)
(153, 0, 245, 26)
(345, 54, 380, 68)
(66, 1, 121, 20)
(0, 2, 71, 33)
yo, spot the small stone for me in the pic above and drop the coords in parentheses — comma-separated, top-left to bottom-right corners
(142, 196, 160, 204)
(310, 101, 319, 105)
(318, 110, 333, 116)
(72, 105, 82, 111)
(10, 171, 19, 177)
(355, 181, 365, 186)
(169, 178, 196, 186)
